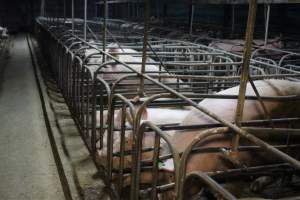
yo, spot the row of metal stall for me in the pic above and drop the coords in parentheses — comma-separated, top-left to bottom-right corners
(36, 15, 300, 200)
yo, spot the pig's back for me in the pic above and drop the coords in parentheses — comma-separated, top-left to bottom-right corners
(182, 79, 300, 126)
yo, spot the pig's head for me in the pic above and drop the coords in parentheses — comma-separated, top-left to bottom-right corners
(95, 103, 149, 170)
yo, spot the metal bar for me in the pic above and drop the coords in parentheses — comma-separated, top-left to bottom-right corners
(64, 0, 66, 22)
(103, 0, 108, 62)
(118, 104, 127, 195)
(178, 127, 230, 200)
(183, 172, 237, 200)
(133, 120, 181, 200)
(84, 0, 87, 40)
(189, 4, 195, 35)
(40, 0, 45, 16)
(248, 75, 274, 127)
(139, 0, 150, 96)
(230, 5, 235, 37)
(244, 127, 300, 136)
(39, 18, 300, 176)
(264, 4, 270, 47)
(151, 134, 160, 200)
(233, 0, 257, 151)
(72, 0, 74, 35)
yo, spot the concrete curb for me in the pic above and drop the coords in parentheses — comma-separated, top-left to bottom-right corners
(28, 35, 109, 200)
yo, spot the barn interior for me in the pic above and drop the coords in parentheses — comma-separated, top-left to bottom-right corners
(1, 0, 300, 200)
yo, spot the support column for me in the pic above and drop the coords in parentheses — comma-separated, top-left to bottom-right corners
(189, 3, 195, 35)
(72, 0, 74, 35)
(102, 0, 107, 62)
(230, 5, 235, 38)
(84, 0, 87, 40)
(264, 4, 270, 47)
(232, 0, 257, 151)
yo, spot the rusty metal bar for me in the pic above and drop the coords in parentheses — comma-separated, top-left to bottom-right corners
(118, 104, 127, 195)
(264, 4, 270, 47)
(233, 0, 257, 151)
(139, 0, 150, 97)
(248, 75, 274, 127)
(133, 120, 181, 200)
(102, 0, 108, 62)
(151, 133, 160, 200)
(36, 18, 300, 200)
(178, 127, 230, 200)
(183, 172, 237, 200)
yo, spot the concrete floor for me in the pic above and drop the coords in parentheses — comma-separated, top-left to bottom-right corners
(0, 35, 65, 200)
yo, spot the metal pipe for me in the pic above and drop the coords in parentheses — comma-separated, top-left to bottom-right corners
(248, 75, 274, 127)
(39, 20, 300, 173)
(233, 0, 257, 151)
(40, 0, 45, 17)
(84, 0, 87, 40)
(139, 0, 151, 97)
(230, 5, 235, 38)
(183, 172, 237, 200)
(103, 0, 108, 62)
(64, 0, 66, 22)
(189, 4, 195, 35)
(72, 0, 74, 35)
(264, 4, 270, 47)
(133, 120, 181, 200)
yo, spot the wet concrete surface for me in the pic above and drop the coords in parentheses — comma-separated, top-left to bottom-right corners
(0, 35, 65, 200)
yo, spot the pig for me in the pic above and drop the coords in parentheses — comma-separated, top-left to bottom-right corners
(209, 37, 282, 55)
(95, 105, 191, 168)
(84, 43, 184, 87)
(95, 79, 300, 199)
(94, 101, 191, 191)
(160, 79, 300, 199)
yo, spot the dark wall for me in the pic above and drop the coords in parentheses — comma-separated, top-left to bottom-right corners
(0, 0, 40, 32)
(0, 0, 97, 33)
(1, 0, 299, 38)
(101, 1, 300, 39)
(157, 1, 300, 38)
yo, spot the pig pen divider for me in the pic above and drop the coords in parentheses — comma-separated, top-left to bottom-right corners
(127, 92, 300, 199)
(37, 17, 300, 81)
(35, 18, 300, 199)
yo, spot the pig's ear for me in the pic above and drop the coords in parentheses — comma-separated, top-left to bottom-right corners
(140, 107, 148, 121)
(114, 108, 134, 128)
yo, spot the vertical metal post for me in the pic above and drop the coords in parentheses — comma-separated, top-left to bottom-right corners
(156, 0, 159, 18)
(40, 0, 45, 16)
(130, 0, 150, 199)
(138, 0, 150, 97)
(64, 0, 66, 22)
(102, 0, 108, 62)
(84, 0, 87, 40)
(232, 0, 257, 151)
(189, 4, 195, 35)
(72, 0, 74, 35)
(127, 2, 129, 19)
(264, 4, 270, 47)
(230, 5, 235, 38)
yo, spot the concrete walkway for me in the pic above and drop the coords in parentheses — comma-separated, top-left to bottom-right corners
(0, 35, 65, 200)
